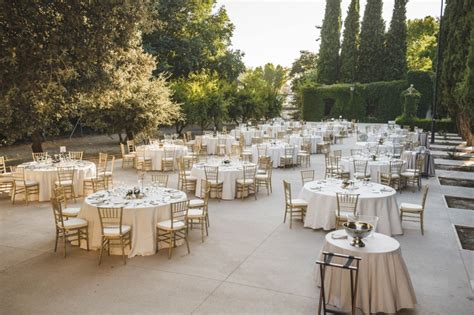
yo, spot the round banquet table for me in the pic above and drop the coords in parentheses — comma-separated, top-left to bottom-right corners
(401, 150, 436, 177)
(17, 160, 96, 201)
(191, 160, 255, 200)
(340, 156, 406, 182)
(78, 187, 187, 257)
(298, 179, 402, 235)
(136, 144, 188, 171)
(315, 231, 416, 314)
(196, 135, 235, 155)
(251, 143, 299, 168)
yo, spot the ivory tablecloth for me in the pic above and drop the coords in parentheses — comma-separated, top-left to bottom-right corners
(316, 231, 416, 314)
(299, 179, 402, 235)
(196, 135, 235, 155)
(18, 161, 96, 201)
(340, 157, 406, 182)
(136, 145, 188, 171)
(78, 187, 187, 257)
(251, 143, 299, 168)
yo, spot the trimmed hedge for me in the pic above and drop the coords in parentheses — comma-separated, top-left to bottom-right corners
(395, 117, 457, 133)
(406, 70, 434, 118)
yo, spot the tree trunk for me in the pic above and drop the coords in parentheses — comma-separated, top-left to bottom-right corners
(456, 111, 473, 146)
(31, 130, 43, 153)
(118, 133, 123, 144)
(125, 129, 134, 141)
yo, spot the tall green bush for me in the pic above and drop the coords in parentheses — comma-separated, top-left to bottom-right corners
(340, 0, 360, 83)
(406, 70, 434, 117)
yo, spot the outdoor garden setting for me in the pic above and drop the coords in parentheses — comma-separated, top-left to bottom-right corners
(0, 0, 473, 314)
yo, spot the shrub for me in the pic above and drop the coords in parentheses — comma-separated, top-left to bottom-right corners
(395, 116, 457, 133)
(406, 70, 434, 118)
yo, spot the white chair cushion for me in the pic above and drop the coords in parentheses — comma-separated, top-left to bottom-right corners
(189, 199, 205, 207)
(183, 155, 194, 160)
(401, 171, 415, 177)
(406, 168, 415, 173)
(291, 199, 308, 207)
(16, 180, 38, 187)
(185, 175, 197, 181)
(242, 151, 252, 155)
(61, 218, 88, 229)
(103, 225, 131, 236)
(281, 155, 293, 159)
(105, 171, 113, 176)
(124, 154, 135, 159)
(162, 158, 174, 161)
(157, 220, 185, 230)
(0, 177, 13, 183)
(187, 209, 204, 218)
(400, 203, 423, 212)
(353, 172, 367, 179)
(255, 174, 269, 180)
(62, 207, 80, 216)
(390, 174, 400, 179)
(208, 180, 224, 185)
(236, 179, 254, 185)
(0, 173, 12, 178)
(256, 170, 266, 174)
(55, 180, 73, 186)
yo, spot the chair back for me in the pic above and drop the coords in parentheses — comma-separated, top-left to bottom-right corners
(353, 159, 367, 175)
(415, 154, 425, 174)
(68, 151, 83, 160)
(242, 165, 256, 184)
(200, 180, 211, 209)
(389, 160, 404, 174)
(277, 131, 285, 139)
(421, 185, 429, 209)
(0, 156, 8, 174)
(98, 207, 124, 234)
(329, 155, 341, 171)
(257, 144, 267, 158)
(57, 167, 74, 184)
(204, 166, 219, 184)
(284, 145, 294, 157)
(258, 156, 272, 170)
(98, 152, 108, 172)
(51, 197, 66, 229)
(301, 143, 311, 153)
(332, 150, 342, 157)
(218, 137, 227, 146)
(164, 148, 175, 160)
(186, 131, 193, 141)
(169, 200, 189, 229)
(126, 140, 135, 153)
(32, 152, 48, 162)
(336, 193, 359, 217)
(301, 170, 315, 185)
(151, 173, 168, 187)
(283, 180, 292, 206)
(13, 167, 26, 185)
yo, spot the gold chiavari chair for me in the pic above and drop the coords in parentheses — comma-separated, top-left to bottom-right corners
(329, 155, 350, 180)
(301, 170, 315, 185)
(126, 140, 136, 154)
(136, 149, 152, 171)
(205, 165, 223, 200)
(151, 173, 169, 187)
(104, 155, 115, 189)
(335, 193, 359, 229)
(97, 206, 131, 265)
(332, 150, 342, 158)
(0, 156, 13, 194)
(177, 159, 197, 193)
(379, 160, 404, 190)
(83, 165, 107, 195)
(51, 196, 89, 258)
(55, 166, 76, 202)
(280, 145, 294, 168)
(277, 131, 285, 139)
(256, 144, 268, 162)
(120, 143, 135, 168)
(239, 137, 252, 162)
(68, 151, 83, 160)
(257, 156, 272, 175)
(235, 164, 257, 200)
(12, 167, 39, 205)
(53, 187, 80, 218)
(255, 162, 272, 195)
(32, 152, 49, 162)
(98, 152, 108, 172)
(401, 154, 425, 190)
(297, 143, 311, 167)
(353, 159, 369, 180)
(161, 148, 175, 171)
(156, 200, 190, 259)
(400, 185, 429, 235)
(283, 180, 308, 229)
(217, 137, 227, 156)
(187, 180, 210, 242)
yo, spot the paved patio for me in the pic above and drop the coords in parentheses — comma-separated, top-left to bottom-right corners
(0, 134, 473, 314)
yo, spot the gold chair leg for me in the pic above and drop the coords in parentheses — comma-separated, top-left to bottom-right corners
(168, 232, 173, 259)
(121, 237, 126, 265)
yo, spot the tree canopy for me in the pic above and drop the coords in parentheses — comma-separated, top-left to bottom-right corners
(339, 0, 360, 83)
(407, 17, 439, 71)
(384, 0, 408, 80)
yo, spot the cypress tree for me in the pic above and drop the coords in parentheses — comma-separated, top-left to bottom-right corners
(357, 0, 385, 83)
(316, 0, 341, 84)
(384, 0, 408, 81)
(439, 0, 474, 145)
(339, 0, 360, 83)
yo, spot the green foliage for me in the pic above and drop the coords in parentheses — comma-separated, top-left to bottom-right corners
(143, 0, 244, 81)
(407, 17, 439, 71)
(459, 16, 474, 131)
(302, 80, 407, 122)
(400, 85, 421, 120)
(439, 0, 474, 145)
(340, 0, 360, 83)
(316, 0, 341, 84)
(406, 70, 434, 117)
(290, 51, 318, 111)
(358, 0, 385, 83)
(395, 117, 457, 133)
(384, 0, 408, 80)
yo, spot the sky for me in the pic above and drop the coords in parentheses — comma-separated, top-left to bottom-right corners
(216, 0, 442, 68)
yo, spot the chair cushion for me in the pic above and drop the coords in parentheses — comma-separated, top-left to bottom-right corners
(105, 171, 113, 176)
(255, 174, 269, 180)
(236, 179, 254, 185)
(189, 199, 205, 207)
(281, 155, 293, 159)
(187, 209, 204, 218)
(62, 207, 80, 217)
(353, 172, 367, 179)
(185, 175, 197, 181)
(157, 220, 185, 230)
(256, 170, 266, 175)
(208, 180, 224, 185)
(16, 180, 38, 187)
(0, 177, 13, 183)
(401, 171, 416, 177)
(55, 179, 73, 186)
(124, 154, 135, 159)
(400, 202, 423, 212)
(291, 199, 308, 207)
(103, 225, 131, 236)
(242, 151, 252, 155)
(162, 157, 174, 161)
(61, 218, 88, 229)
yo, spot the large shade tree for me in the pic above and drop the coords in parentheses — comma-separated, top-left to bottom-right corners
(339, 0, 360, 83)
(316, 0, 341, 84)
(407, 17, 439, 71)
(357, 0, 386, 83)
(384, 0, 408, 81)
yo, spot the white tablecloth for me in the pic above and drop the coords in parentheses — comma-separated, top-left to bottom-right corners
(316, 231, 416, 314)
(286, 135, 322, 153)
(191, 161, 255, 200)
(251, 143, 299, 168)
(402, 150, 436, 177)
(340, 157, 406, 182)
(78, 187, 187, 257)
(18, 161, 96, 201)
(259, 124, 286, 138)
(231, 129, 264, 146)
(196, 135, 235, 155)
(299, 179, 402, 235)
(136, 145, 188, 170)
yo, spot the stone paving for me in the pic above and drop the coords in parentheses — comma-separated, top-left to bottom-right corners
(0, 133, 473, 314)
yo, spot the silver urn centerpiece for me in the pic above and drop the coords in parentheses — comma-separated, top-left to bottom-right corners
(343, 215, 379, 247)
